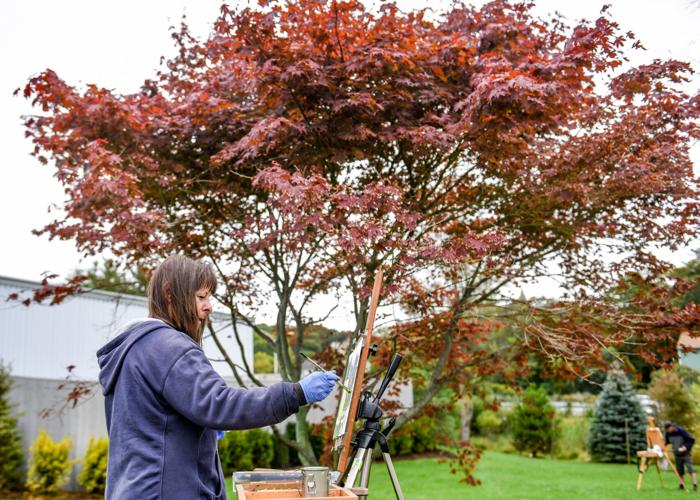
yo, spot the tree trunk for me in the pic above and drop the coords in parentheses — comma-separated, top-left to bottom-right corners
(295, 407, 318, 465)
(460, 397, 474, 442)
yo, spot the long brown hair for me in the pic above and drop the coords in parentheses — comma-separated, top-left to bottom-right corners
(147, 255, 217, 343)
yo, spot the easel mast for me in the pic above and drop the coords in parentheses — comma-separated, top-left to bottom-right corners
(337, 268, 383, 473)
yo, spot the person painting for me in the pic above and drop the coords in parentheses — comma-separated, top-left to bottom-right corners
(664, 421, 698, 491)
(97, 255, 340, 499)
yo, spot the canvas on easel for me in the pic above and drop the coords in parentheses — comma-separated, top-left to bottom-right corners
(332, 340, 364, 450)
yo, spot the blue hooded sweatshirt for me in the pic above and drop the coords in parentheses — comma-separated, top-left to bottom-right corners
(97, 319, 301, 499)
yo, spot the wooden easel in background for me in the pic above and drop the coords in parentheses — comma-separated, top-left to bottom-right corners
(636, 416, 686, 492)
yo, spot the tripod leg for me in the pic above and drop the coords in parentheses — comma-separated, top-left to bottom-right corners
(356, 449, 374, 500)
(346, 447, 369, 488)
(382, 452, 405, 500)
(359, 448, 373, 488)
(339, 445, 360, 487)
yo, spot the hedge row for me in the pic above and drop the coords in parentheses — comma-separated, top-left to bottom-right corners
(0, 428, 109, 495)
(217, 422, 328, 473)
(219, 414, 455, 475)
(387, 414, 456, 456)
(7, 416, 457, 494)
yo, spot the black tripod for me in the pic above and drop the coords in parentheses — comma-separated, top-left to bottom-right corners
(339, 354, 404, 500)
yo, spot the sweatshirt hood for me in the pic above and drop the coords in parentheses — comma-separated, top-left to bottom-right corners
(97, 318, 168, 396)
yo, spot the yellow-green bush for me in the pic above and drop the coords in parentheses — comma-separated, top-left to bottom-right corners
(25, 428, 73, 494)
(79, 436, 108, 494)
(471, 434, 517, 454)
(254, 352, 274, 373)
(475, 409, 503, 436)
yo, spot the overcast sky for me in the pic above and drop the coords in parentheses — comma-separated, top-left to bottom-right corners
(1, 1, 698, 327)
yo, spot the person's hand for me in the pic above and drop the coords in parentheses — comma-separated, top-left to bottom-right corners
(679, 446, 687, 453)
(299, 371, 340, 404)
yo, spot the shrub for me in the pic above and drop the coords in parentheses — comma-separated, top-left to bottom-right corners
(475, 410, 502, 436)
(552, 416, 590, 460)
(648, 369, 700, 430)
(435, 404, 462, 443)
(0, 361, 24, 491)
(410, 417, 437, 454)
(693, 441, 700, 465)
(246, 429, 274, 469)
(385, 413, 458, 456)
(219, 431, 253, 474)
(25, 428, 73, 494)
(218, 429, 276, 474)
(254, 352, 274, 373)
(588, 363, 646, 463)
(78, 436, 108, 494)
(510, 385, 557, 457)
(470, 398, 486, 435)
(471, 434, 517, 454)
(387, 428, 414, 456)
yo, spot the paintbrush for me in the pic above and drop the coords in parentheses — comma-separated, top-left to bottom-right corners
(299, 352, 352, 393)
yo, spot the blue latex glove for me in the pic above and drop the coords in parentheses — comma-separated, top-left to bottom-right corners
(298, 370, 340, 404)
(216, 430, 225, 441)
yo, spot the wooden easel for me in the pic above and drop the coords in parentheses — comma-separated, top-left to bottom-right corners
(336, 269, 383, 474)
(235, 270, 384, 499)
(636, 416, 686, 491)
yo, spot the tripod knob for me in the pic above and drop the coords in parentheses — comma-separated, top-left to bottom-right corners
(382, 416, 397, 436)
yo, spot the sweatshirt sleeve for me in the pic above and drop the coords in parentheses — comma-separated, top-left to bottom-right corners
(681, 427, 696, 451)
(161, 347, 300, 430)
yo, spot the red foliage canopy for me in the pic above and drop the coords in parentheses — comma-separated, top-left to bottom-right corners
(17, 1, 700, 469)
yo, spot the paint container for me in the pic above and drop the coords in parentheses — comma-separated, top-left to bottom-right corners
(300, 466, 330, 497)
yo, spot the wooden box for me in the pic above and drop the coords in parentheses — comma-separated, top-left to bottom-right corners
(235, 481, 358, 499)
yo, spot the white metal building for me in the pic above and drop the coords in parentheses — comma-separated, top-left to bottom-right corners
(0, 275, 253, 381)
(0, 275, 254, 489)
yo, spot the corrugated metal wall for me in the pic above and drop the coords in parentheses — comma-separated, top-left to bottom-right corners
(0, 276, 253, 380)
(0, 275, 256, 491)
(7, 376, 107, 490)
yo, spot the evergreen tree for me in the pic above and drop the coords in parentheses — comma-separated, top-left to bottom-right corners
(511, 385, 557, 457)
(0, 361, 24, 491)
(588, 363, 647, 463)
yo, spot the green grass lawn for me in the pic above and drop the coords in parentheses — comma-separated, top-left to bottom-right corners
(227, 451, 692, 499)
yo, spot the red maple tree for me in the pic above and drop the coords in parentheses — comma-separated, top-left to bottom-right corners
(18, 0, 700, 472)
